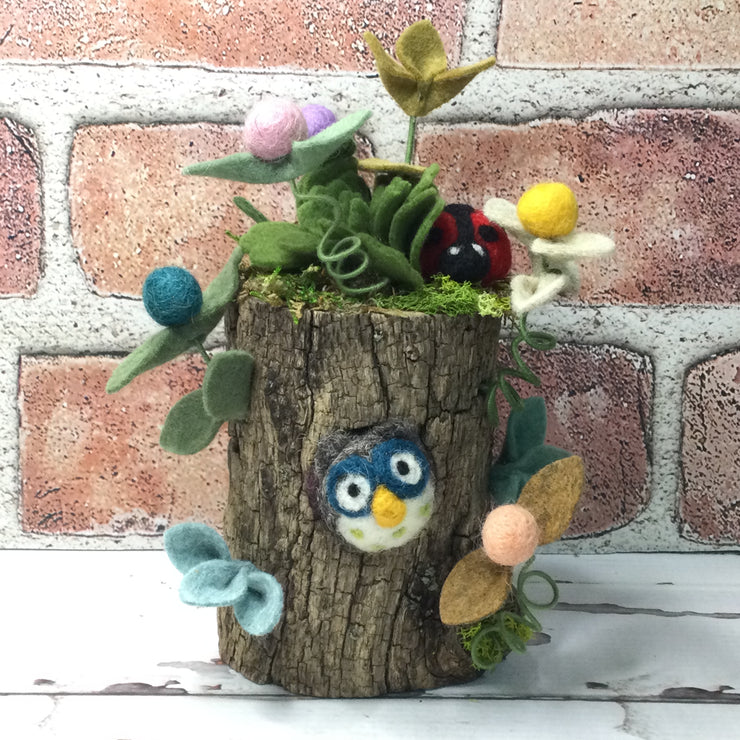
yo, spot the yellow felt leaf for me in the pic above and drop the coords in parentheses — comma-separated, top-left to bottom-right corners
(395, 20, 448, 80)
(358, 158, 426, 177)
(517, 456, 585, 545)
(439, 548, 512, 626)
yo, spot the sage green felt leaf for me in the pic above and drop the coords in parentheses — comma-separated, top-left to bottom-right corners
(202, 350, 254, 421)
(194, 245, 243, 327)
(183, 110, 372, 185)
(160, 389, 223, 455)
(233, 196, 268, 223)
(348, 197, 371, 233)
(239, 222, 320, 271)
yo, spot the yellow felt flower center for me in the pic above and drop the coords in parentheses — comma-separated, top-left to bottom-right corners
(517, 183, 579, 239)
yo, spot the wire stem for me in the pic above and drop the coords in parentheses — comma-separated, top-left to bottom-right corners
(404, 116, 417, 164)
(194, 339, 212, 364)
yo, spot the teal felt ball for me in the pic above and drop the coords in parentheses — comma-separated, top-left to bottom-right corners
(142, 267, 203, 326)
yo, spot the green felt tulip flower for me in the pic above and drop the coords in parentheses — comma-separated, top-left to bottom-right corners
(364, 20, 496, 117)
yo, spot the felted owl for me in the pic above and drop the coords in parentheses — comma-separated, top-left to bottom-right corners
(310, 422, 435, 553)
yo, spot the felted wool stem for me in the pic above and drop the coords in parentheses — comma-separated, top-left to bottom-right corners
(220, 297, 501, 697)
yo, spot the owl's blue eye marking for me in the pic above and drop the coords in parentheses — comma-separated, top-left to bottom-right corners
(371, 438, 430, 500)
(326, 455, 377, 518)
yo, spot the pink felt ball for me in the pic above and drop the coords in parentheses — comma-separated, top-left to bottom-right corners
(243, 98, 308, 161)
(301, 104, 336, 137)
(481, 504, 540, 567)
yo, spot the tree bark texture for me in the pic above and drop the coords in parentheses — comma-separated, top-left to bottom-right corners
(219, 297, 501, 697)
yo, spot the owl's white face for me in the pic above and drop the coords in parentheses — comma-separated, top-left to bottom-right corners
(323, 435, 436, 553)
(336, 481, 435, 552)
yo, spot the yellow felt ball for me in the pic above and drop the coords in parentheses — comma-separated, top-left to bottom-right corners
(516, 182, 578, 238)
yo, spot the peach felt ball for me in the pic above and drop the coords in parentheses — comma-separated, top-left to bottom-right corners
(243, 98, 308, 161)
(481, 504, 540, 567)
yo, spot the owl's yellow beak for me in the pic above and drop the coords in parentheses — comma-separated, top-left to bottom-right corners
(371, 485, 406, 528)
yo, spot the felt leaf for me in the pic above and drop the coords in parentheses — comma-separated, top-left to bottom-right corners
(239, 222, 320, 271)
(196, 245, 243, 326)
(347, 197, 372, 233)
(439, 548, 512, 626)
(395, 20, 448, 80)
(388, 188, 439, 253)
(183, 110, 372, 184)
(364, 32, 419, 117)
(517, 456, 585, 545)
(160, 389, 223, 455)
(358, 232, 424, 291)
(232, 571, 284, 636)
(408, 193, 445, 270)
(233, 196, 268, 223)
(370, 177, 413, 244)
(424, 58, 497, 111)
(358, 158, 426, 178)
(530, 232, 616, 260)
(179, 559, 255, 607)
(106, 328, 197, 394)
(202, 350, 254, 421)
(164, 522, 231, 574)
(502, 397, 547, 460)
(491, 447, 570, 506)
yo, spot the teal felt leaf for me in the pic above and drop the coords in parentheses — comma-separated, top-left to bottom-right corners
(106, 247, 243, 394)
(164, 522, 231, 574)
(490, 397, 570, 505)
(239, 222, 320, 271)
(501, 396, 547, 461)
(232, 571, 284, 636)
(160, 389, 223, 455)
(202, 350, 254, 421)
(183, 110, 372, 185)
(179, 559, 255, 607)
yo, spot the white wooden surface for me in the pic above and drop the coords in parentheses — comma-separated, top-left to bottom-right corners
(2, 551, 739, 739)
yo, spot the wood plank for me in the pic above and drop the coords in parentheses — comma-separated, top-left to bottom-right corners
(9, 695, 740, 740)
(2, 550, 738, 702)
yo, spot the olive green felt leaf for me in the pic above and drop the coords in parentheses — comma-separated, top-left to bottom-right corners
(364, 22, 496, 117)
(358, 158, 427, 178)
(239, 222, 320, 271)
(160, 389, 223, 455)
(183, 110, 372, 185)
(106, 247, 243, 394)
(347, 197, 371, 233)
(388, 188, 439, 253)
(202, 350, 254, 421)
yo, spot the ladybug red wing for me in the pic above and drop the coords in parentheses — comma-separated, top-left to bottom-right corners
(470, 210, 512, 286)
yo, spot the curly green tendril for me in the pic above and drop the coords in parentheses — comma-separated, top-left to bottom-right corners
(463, 557, 559, 671)
(486, 314, 557, 427)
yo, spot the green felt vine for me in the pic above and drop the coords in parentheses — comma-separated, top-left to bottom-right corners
(485, 314, 558, 428)
(460, 557, 559, 671)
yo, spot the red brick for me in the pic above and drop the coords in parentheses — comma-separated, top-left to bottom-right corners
(0, 119, 41, 295)
(416, 110, 740, 305)
(70, 123, 296, 296)
(495, 343, 653, 537)
(0, 1, 464, 69)
(498, 0, 740, 68)
(680, 351, 740, 544)
(19, 355, 229, 535)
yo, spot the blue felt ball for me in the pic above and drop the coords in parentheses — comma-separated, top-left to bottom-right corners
(142, 266, 203, 326)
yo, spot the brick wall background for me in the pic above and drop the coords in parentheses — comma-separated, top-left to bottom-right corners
(1, 0, 738, 552)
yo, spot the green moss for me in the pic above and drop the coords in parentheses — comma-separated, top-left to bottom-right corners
(241, 266, 510, 320)
(372, 275, 510, 317)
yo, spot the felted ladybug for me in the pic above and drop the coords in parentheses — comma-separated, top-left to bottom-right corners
(420, 203, 512, 286)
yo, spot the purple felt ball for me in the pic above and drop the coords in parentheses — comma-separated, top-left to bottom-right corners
(301, 104, 336, 137)
(243, 98, 308, 161)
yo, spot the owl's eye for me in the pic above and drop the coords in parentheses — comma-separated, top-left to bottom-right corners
(333, 474, 373, 514)
(390, 451, 423, 486)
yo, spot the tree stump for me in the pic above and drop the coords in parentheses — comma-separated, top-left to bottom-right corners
(219, 297, 500, 697)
